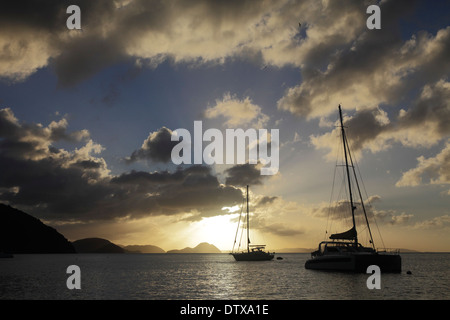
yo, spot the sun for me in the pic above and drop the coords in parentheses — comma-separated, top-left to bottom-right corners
(189, 213, 240, 252)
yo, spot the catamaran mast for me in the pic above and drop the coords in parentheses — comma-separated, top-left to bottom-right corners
(338, 105, 358, 246)
(348, 149, 376, 250)
(246, 185, 250, 253)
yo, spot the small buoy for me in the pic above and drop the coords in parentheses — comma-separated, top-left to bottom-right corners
(406, 270, 412, 275)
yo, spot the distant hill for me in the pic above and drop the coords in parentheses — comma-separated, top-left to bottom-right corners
(167, 242, 221, 253)
(123, 244, 165, 253)
(72, 238, 125, 253)
(0, 204, 75, 253)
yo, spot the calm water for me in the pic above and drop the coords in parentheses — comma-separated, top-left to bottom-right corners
(0, 253, 449, 300)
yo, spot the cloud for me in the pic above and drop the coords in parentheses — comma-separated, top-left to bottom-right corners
(204, 93, 269, 129)
(243, 194, 304, 237)
(0, 108, 288, 225)
(393, 79, 450, 147)
(310, 106, 391, 161)
(126, 127, 178, 163)
(110, 165, 243, 219)
(256, 195, 278, 206)
(278, 1, 450, 120)
(0, 108, 90, 161)
(0, 108, 114, 217)
(53, 33, 128, 87)
(0, 0, 118, 83)
(311, 197, 412, 227)
(0, 108, 246, 222)
(1, 0, 448, 106)
(0, 0, 265, 84)
(224, 163, 268, 187)
(0, 0, 392, 87)
(396, 140, 450, 190)
(374, 210, 413, 226)
(412, 215, 450, 230)
(311, 79, 450, 161)
(1, 0, 446, 129)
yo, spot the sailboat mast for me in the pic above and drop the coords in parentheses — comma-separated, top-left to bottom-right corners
(246, 185, 250, 253)
(338, 105, 358, 246)
(348, 150, 376, 250)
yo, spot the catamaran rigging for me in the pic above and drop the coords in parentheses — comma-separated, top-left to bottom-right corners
(305, 105, 401, 273)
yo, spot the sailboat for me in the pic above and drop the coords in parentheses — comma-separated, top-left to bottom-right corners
(231, 185, 274, 261)
(305, 105, 401, 273)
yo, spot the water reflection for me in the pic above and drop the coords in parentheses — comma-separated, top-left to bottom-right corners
(1, 253, 449, 299)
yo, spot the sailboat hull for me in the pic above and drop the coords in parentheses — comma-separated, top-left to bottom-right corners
(305, 252, 401, 273)
(232, 252, 274, 261)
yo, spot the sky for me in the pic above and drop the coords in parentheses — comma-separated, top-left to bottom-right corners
(0, 0, 449, 252)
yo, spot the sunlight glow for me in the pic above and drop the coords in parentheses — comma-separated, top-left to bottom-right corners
(189, 214, 240, 252)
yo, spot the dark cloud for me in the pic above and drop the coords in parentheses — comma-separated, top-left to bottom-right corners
(0, 1, 68, 31)
(312, 77, 450, 160)
(0, 0, 118, 35)
(1, 0, 448, 96)
(126, 127, 179, 163)
(72, 160, 103, 169)
(0, 0, 272, 85)
(0, 108, 89, 160)
(345, 79, 450, 152)
(0, 108, 244, 222)
(278, 0, 450, 121)
(344, 107, 391, 151)
(108, 165, 243, 220)
(224, 163, 267, 187)
(0, 155, 112, 217)
(0, 0, 119, 82)
(396, 80, 450, 137)
(53, 35, 128, 87)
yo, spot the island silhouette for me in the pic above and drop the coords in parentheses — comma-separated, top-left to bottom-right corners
(0, 204, 75, 253)
(166, 242, 221, 253)
(0, 203, 222, 254)
(72, 238, 126, 253)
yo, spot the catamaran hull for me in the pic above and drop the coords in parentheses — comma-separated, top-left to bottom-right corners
(232, 252, 274, 261)
(305, 253, 401, 273)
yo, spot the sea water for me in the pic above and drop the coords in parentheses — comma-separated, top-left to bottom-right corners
(0, 253, 449, 300)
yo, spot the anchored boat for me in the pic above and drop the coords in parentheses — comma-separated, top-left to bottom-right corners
(231, 185, 274, 261)
(305, 105, 401, 273)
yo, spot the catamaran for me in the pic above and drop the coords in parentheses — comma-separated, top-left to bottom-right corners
(305, 105, 401, 273)
(231, 185, 274, 261)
